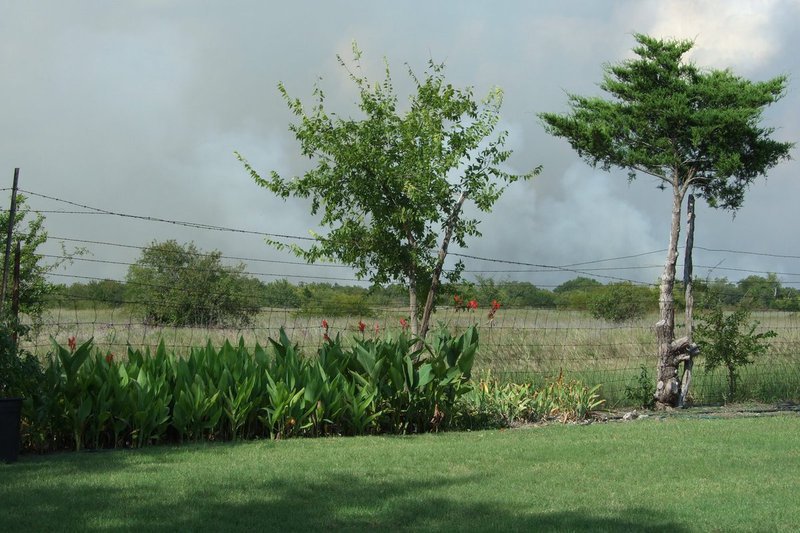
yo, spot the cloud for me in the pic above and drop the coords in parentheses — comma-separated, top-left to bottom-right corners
(633, 0, 786, 72)
(1, 0, 797, 292)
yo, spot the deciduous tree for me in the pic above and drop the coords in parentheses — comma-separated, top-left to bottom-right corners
(126, 240, 258, 327)
(239, 44, 537, 339)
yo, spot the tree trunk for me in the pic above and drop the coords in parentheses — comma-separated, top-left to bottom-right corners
(408, 277, 419, 336)
(654, 186, 684, 408)
(679, 194, 696, 407)
(418, 192, 467, 340)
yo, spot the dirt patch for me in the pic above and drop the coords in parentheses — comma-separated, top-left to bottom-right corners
(601, 401, 800, 422)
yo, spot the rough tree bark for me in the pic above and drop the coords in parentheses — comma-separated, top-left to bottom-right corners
(654, 184, 691, 408)
(408, 280, 418, 336)
(679, 194, 697, 407)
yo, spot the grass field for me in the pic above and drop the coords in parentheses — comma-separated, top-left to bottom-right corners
(2, 414, 798, 532)
(24, 307, 800, 405)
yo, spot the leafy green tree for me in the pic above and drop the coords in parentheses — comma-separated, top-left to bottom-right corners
(51, 280, 127, 309)
(126, 240, 259, 326)
(499, 281, 556, 308)
(540, 34, 793, 407)
(260, 279, 302, 308)
(553, 277, 603, 310)
(737, 274, 780, 309)
(0, 195, 72, 325)
(238, 44, 538, 339)
(695, 301, 776, 401)
(553, 277, 603, 294)
(588, 282, 656, 323)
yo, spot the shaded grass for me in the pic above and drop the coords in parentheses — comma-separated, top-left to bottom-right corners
(2, 415, 799, 532)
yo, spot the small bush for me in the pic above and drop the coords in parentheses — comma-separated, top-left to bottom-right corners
(695, 302, 777, 401)
(298, 292, 373, 317)
(126, 240, 259, 327)
(0, 321, 43, 399)
(624, 366, 655, 408)
(589, 282, 655, 323)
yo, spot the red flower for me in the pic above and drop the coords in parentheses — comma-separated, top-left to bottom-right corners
(400, 318, 409, 331)
(358, 320, 366, 333)
(105, 353, 114, 364)
(321, 319, 329, 330)
(374, 323, 380, 334)
(68, 336, 77, 352)
(468, 299, 478, 311)
(491, 300, 501, 311)
(323, 332, 331, 343)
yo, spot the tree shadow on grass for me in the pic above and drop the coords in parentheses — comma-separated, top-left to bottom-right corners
(2, 447, 689, 533)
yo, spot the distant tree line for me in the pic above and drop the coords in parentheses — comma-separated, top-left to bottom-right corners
(46, 241, 800, 326)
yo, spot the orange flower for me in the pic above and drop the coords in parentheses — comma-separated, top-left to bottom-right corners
(468, 299, 478, 311)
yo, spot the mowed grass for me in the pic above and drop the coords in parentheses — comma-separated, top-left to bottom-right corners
(26, 307, 800, 404)
(2, 415, 799, 532)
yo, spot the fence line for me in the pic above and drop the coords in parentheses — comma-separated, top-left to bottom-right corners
(6, 187, 800, 404)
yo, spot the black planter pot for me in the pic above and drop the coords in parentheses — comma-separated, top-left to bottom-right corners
(0, 397, 22, 463)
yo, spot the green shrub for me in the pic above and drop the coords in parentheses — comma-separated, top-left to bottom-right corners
(589, 282, 655, 322)
(0, 321, 42, 399)
(695, 302, 777, 401)
(298, 292, 373, 317)
(624, 366, 655, 408)
(126, 240, 259, 327)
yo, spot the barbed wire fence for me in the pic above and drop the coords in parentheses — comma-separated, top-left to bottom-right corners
(5, 186, 800, 405)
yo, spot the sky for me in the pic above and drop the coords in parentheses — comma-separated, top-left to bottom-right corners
(1, 0, 799, 291)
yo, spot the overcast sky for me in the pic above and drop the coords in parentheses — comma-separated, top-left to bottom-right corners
(1, 0, 798, 290)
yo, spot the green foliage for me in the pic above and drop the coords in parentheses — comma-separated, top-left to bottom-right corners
(49, 280, 127, 309)
(0, 321, 42, 399)
(553, 277, 604, 310)
(540, 33, 793, 405)
(238, 43, 537, 336)
(260, 279, 302, 308)
(125, 240, 259, 327)
(20, 326, 481, 451)
(540, 33, 793, 207)
(453, 371, 604, 429)
(589, 282, 655, 323)
(695, 302, 777, 401)
(624, 366, 655, 409)
(0, 195, 77, 324)
(554, 277, 603, 294)
(296, 284, 373, 317)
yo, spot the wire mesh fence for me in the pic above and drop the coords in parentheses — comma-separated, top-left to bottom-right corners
(6, 185, 800, 405)
(22, 302, 800, 405)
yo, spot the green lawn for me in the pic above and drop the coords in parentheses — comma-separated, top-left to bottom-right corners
(2, 415, 798, 532)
